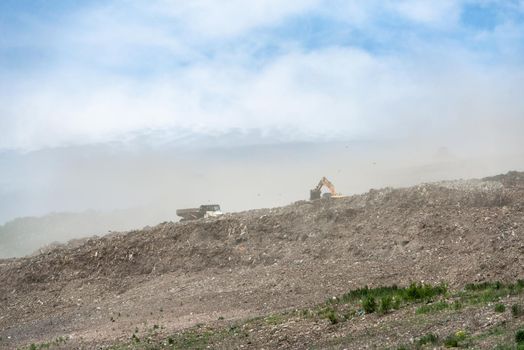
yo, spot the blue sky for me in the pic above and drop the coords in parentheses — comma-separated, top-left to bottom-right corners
(1, 0, 523, 151)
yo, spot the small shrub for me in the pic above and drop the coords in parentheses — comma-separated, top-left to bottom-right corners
(362, 296, 376, 313)
(444, 335, 459, 348)
(131, 333, 140, 343)
(404, 282, 447, 301)
(495, 303, 506, 313)
(493, 345, 513, 350)
(452, 300, 463, 310)
(265, 315, 284, 325)
(379, 296, 392, 314)
(512, 304, 524, 317)
(418, 333, 438, 345)
(326, 309, 338, 324)
(342, 309, 355, 321)
(516, 329, 524, 343)
(391, 296, 401, 309)
(465, 281, 503, 291)
(416, 301, 448, 314)
(455, 330, 467, 339)
(444, 331, 467, 348)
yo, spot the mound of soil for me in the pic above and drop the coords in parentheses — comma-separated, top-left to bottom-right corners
(1, 171, 523, 349)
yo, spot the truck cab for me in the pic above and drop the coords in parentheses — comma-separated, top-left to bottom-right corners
(200, 204, 222, 218)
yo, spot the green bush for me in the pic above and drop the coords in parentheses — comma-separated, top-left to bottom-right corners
(495, 303, 506, 313)
(452, 300, 463, 310)
(444, 335, 459, 348)
(493, 345, 513, 350)
(362, 296, 376, 313)
(391, 296, 401, 309)
(465, 281, 502, 291)
(512, 304, 524, 317)
(327, 309, 338, 324)
(379, 296, 392, 314)
(516, 329, 524, 343)
(444, 331, 467, 348)
(404, 282, 447, 301)
(418, 333, 438, 345)
(416, 301, 449, 314)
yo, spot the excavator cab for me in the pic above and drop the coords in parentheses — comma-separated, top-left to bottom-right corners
(310, 188, 322, 200)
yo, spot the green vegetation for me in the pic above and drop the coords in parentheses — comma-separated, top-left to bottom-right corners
(443, 330, 468, 348)
(362, 296, 377, 313)
(379, 295, 393, 314)
(333, 283, 447, 306)
(102, 280, 524, 350)
(495, 303, 506, 313)
(459, 280, 524, 305)
(19, 337, 68, 350)
(325, 282, 447, 319)
(417, 333, 438, 346)
(326, 309, 339, 324)
(416, 300, 449, 314)
(516, 329, 524, 343)
(264, 314, 285, 325)
(512, 304, 524, 317)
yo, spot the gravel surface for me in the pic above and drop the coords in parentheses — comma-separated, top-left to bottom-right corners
(1, 171, 523, 349)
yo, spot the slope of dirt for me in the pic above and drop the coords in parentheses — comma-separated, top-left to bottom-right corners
(1, 171, 523, 349)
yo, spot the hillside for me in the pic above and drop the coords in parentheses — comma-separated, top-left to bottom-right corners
(0, 208, 175, 259)
(0, 171, 523, 349)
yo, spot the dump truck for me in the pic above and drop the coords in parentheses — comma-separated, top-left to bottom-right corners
(176, 204, 223, 222)
(310, 177, 345, 200)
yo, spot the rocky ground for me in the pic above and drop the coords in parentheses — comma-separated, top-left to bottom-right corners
(1, 171, 523, 349)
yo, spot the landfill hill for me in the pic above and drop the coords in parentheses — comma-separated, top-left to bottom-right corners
(1, 171, 523, 349)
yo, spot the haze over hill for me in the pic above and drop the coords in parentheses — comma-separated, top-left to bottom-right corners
(1, 130, 523, 258)
(1, 1, 524, 258)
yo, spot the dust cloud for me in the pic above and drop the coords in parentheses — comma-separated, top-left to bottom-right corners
(0, 128, 523, 258)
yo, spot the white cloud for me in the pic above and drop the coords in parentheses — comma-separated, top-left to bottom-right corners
(2, 41, 523, 151)
(139, 0, 320, 38)
(0, 0, 523, 151)
(388, 0, 463, 27)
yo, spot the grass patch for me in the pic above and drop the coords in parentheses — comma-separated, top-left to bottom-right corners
(512, 304, 524, 317)
(379, 295, 393, 314)
(19, 337, 68, 350)
(264, 314, 285, 325)
(495, 303, 506, 313)
(516, 329, 524, 344)
(417, 333, 439, 346)
(416, 301, 449, 314)
(326, 282, 447, 319)
(105, 280, 524, 349)
(362, 296, 377, 314)
(443, 330, 468, 348)
(333, 282, 447, 306)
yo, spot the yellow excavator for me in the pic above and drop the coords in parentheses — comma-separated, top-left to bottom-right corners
(310, 177, 345, 200)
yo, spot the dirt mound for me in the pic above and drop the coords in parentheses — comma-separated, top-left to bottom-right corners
(1, 171, 523, 349)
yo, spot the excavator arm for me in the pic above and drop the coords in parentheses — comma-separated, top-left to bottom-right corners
(320, 177, 337, 195)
